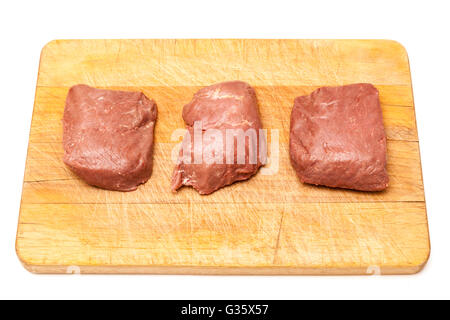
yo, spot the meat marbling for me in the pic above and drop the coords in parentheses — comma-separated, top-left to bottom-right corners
(171, 81, 265, 195)
(63, 84, 157, 191)
(289, 83, 389, 191)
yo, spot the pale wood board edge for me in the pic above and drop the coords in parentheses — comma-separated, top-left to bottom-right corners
(402, 40, 432, 271)
(18, 261, 429, 276)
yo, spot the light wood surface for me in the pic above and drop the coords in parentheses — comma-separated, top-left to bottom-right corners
(16, 39, 430, 274)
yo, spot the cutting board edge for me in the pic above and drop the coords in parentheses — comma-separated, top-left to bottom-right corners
(17, 260, 429, 276)
(16, 239, 430, 276)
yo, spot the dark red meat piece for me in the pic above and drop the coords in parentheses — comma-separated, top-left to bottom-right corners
(171, 81, 265, 195)
(289, 83, 389, 191)
(63, 84, 157, 191)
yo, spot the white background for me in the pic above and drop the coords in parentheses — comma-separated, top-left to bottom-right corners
(1, 0, 449, 300)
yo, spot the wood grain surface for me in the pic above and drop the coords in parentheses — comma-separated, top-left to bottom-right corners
(16, 39, 430, 274)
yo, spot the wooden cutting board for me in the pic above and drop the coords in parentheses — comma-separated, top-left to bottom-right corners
(16, 39, 430, 275)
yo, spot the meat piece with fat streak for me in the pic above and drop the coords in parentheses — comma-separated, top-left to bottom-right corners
(289, 83, 389, 191)
(171, 81, 265, 195)
(63, 84, 157, 191)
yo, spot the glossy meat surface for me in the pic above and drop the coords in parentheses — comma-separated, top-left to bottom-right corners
(171, 81, 265, 195)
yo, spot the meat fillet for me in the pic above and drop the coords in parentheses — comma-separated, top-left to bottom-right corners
(289, 83, 389, 191)
(63, 84, 157, 191)
(171, 81, 265, 195)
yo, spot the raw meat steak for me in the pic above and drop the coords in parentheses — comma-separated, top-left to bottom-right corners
(171, 81, 265, 195)
(63, 84, 157, 191)
(289, 83, 389, 191)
